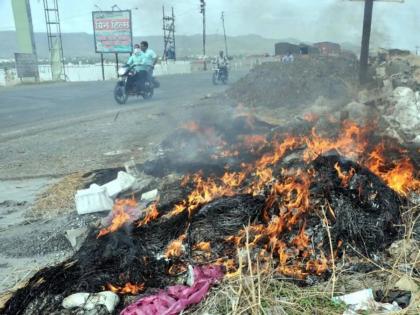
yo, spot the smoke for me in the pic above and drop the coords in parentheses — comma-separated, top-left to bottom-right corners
(14, 0, 419, 51)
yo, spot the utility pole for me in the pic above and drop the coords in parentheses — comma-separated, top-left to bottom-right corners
(221, 11, 228, 58)
(163, 6, 176, 61)
(43, 0, 66, 81)
(348, 0, 404, 85)
(200, 0, 206, 69)
(359, 0, 374, 84)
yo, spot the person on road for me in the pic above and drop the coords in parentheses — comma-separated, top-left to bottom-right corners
(139, 41, 158, 81)
(126, 44, 144, 90)
(282, 51, 294, 64)
(215, 50, 229, 77)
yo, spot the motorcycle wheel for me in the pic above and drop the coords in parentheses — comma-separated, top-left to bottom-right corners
(212, 72, 218, 85)
(222, 76, 228, 85)
(143, 87, 154, 100)
(114, 84, 128, 104)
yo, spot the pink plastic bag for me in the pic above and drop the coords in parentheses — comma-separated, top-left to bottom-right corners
(121, 265, 224, 315)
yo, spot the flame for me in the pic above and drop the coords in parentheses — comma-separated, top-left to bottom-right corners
(366, 143, 420, 196)
(107, 282, 145, 295)
(303, 120, 369, 162)
(97, 199, 137, 238)
(181, 121, 200, 132)
(242, 135, 268, 152)
(164, 234, 186, 258)
(98, 118, 419, 284)
(334, 162, 356, 187)
(193, 241, 212, 252)
(169, 171, 246, 217)
(138, 202, 159, 227)
(255, 136, 301, 169)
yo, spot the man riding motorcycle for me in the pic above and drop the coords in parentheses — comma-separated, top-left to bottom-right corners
(126, 44, 144, 91)
(139, 41, 158, 80)
(216, 50, 229, 77)
(126, 41, 157, 91)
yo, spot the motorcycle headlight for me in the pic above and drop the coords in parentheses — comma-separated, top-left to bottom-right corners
(118, 67, 127, 76)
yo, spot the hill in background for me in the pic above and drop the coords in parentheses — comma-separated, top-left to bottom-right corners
(0, 31, 359, 60)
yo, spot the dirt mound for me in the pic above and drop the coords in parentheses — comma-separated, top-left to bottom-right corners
(228, 56, 359, 109)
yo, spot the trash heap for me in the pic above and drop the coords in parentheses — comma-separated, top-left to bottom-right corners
(1, 112, 418, 315)
(1, 52, 420, 315)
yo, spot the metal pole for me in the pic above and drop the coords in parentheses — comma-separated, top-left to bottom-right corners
(101, 53, 105, 80)
(162, 5, 166, 60)
(359, 0, 374, 85)
(115, 53, 119, 77)
(203, 2, 206, 70)
(203, 8, 206, 56)
(221, 12, 228, 58)
(172, 7, 176, 61)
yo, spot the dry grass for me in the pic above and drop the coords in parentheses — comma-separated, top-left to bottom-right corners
(188, 203, 420, 315)
(188, 227, 346, 315)
(29, 172, 85, 218)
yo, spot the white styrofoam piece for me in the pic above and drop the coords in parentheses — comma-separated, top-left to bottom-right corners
(75, 184, 113, 215)
(141, 189, 159, 201)
(62, 291, 119, 313)
(333, 289, 374, 310)
(102, 171, 136, 198)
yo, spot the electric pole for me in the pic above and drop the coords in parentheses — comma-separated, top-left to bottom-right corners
(348, 0, 404, 85)
(163, 6, 176, 61)
(43, 0, 66, 81)
(221, 11, 228, 58)
(359, 0, 374, 84)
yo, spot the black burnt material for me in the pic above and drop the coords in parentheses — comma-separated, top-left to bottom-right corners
(311, 154, 402, 255)
(0, 195, 263, 315)
(1, 155, 404, 314)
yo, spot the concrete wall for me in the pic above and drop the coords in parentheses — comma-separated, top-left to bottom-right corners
(0, 61, 192, 86)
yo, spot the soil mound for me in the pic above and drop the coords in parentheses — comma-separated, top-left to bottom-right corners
(228, 56, 359, 108)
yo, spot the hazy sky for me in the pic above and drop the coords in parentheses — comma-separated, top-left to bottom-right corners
(0, 0, 418, 49)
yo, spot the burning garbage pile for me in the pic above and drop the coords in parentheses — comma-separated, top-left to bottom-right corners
(1, 113, 419, 315)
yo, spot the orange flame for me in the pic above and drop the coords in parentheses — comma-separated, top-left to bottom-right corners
(366, 143, 420, 196)
(107, 282, 145, 295)
(181, 121, 200, 132)
(193, 241, 212, 252)
(138, 202, 159, 227)
(97, 199, 137, 238)
(303, 120, 369, 162)
(334, 162, 356, 187)
(164, 234, 186, 258)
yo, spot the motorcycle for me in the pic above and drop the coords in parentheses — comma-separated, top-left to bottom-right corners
(114, 65, 159, 105)
(212, 62, 229, 85)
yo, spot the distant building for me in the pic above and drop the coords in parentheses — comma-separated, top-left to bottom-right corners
(298, 44, 320, 55)
(313, 42, 341, 56)
(275, 42, 319, 56)
(275, 42, 300, 56)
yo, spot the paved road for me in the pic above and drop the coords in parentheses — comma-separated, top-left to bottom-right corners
(0, 71, 244, 134)
(0, 71, 247, 178)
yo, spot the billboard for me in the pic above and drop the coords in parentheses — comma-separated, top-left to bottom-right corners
(92, 10, 133, 53)
(15, 53, 38, 78)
